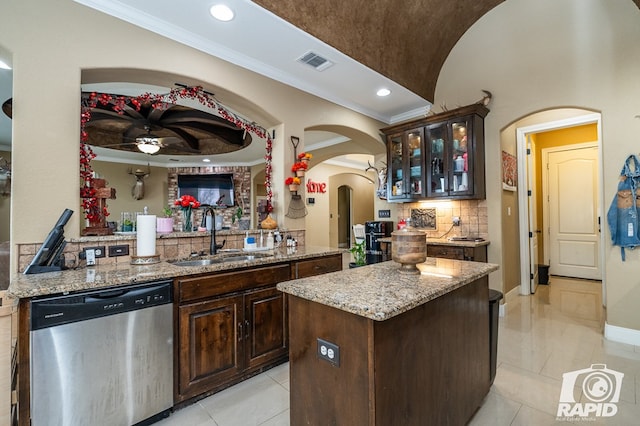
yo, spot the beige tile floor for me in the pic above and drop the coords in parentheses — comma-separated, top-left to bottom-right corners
(157, 276, 640, 425)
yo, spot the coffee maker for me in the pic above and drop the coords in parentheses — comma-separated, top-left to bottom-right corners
(364, 221, 394, 264)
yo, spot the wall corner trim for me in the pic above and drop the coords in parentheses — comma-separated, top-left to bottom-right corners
(604, 322, 640, 346)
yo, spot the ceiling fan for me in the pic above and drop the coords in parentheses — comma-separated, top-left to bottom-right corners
(95, 126, 201, 155)
(82, 91, 251, 156)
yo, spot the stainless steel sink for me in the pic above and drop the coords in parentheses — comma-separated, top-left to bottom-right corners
(169, 253, 272, 267)
(169, 258, 224, 267)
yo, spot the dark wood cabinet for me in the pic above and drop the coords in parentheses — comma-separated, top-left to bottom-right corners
(427, 244, 487, 262)
(175, 254, 342, 403)
(291, 253, 343, 278)
(386, 127, 425, 202)
(244, 286, 288, 370)
(177, 294, 244, 400)
(382, 103, 488, 201)
(175, 264, 290, 402)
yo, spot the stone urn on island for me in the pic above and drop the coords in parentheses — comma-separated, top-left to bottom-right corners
(391, 223, 426, 274)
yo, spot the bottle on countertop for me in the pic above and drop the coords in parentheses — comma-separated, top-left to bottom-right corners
(266, 231, 274, 249)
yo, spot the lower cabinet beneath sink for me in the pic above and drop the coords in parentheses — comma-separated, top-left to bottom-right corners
(173, 253, 343, 405)
(174, 263, 290, 403)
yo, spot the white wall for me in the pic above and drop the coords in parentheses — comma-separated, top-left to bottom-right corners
(435, 0, 640, 331)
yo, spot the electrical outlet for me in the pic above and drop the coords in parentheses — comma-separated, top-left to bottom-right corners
(317, 338, 340, 366)
(85, 249, 96, 266)
(81, 246, 106, 258)
(452, 216, 461, 226)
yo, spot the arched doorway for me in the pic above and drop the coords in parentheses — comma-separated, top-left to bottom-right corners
(337, 185, 352, 248)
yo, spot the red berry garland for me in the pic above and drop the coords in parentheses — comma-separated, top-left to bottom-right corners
(80, 86, 275, 217)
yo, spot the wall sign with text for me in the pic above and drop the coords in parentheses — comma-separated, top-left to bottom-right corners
(306, 179, 327, 193)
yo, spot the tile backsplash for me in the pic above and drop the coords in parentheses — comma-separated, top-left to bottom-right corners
(395, 199, 488, 239)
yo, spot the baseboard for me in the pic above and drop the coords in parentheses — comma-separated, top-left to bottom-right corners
(499, 286, 520, 317)
(604, 322, 640, 345)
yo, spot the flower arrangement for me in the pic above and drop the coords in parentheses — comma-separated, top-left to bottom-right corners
(291, 161, 308, 173)
(285, 176, 301, 186)
(297, 152, 313, 161)
(175, 195, 200, 231)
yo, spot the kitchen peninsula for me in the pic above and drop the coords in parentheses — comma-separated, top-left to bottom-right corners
(9, 244, 343, 426)
(277, 257, 499, 425)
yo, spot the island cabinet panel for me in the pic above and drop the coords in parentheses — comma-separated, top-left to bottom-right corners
(288, 276, 490, 426)
(292, 253, 343, 278)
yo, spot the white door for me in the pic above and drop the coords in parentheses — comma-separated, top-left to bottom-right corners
(545, 144, 601, 280)
(527, 140, 539, 292)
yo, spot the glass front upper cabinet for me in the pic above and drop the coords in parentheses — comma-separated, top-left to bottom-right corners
(383, 103, 488, 202)
(426, 118, 474, 198)
(387, 128, 425, 201)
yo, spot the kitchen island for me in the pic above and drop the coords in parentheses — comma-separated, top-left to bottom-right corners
(277, 257, 499, 425)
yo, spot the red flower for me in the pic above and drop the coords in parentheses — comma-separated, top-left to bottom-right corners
(291, 162, 308, 172)
(174, 195, 201, 209)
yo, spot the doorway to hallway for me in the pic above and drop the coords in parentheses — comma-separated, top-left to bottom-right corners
(517, 112, 604, 295)
(337, 185, 352, 248)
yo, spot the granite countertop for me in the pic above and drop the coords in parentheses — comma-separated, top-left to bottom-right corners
(377, 236, 489, 247)
(9, 246, 343, 299)
(277, 258, 499, 321)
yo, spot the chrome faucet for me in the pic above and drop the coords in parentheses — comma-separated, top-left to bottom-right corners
(202, 207, 225, 255)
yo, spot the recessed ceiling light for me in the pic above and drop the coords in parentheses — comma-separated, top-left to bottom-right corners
(0, 60, 11, 70)
(376, 88, 391, 97)
(202, 158, 211, 162)
(210, 4, 234, 22)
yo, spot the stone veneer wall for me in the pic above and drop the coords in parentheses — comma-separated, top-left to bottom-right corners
(396, 199, 488, 238)
(168, 165, 251, 231)
(16, 229, 306, 272)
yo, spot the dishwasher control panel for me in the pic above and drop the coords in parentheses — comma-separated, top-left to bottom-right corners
(31, 280, 173, 330)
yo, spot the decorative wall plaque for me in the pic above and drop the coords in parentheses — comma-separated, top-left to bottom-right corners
(410, 208, 437, 230)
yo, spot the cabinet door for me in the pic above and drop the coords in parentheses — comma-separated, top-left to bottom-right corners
(177, 294, 244, 401)
(425, 123, 449, 198)
(387, 128, 424, 201)
(387, 133, 405, 201)
(244, 286, 288, 370)
(406, 128, 425, 198)
(449, 117, 474, 197)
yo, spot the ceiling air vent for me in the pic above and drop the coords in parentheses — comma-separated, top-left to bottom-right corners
(297, 51, 333, 71)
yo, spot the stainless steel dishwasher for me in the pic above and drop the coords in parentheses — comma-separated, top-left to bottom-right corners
(30, 280, 174, 426)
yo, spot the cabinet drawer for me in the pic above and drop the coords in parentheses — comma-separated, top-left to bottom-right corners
(427, 245, 487, 262)
(427, 245, 464, 260)
(293, 254, 342, 279)
(177, 264, 290, 302)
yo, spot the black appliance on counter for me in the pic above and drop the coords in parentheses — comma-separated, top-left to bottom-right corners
(365, 221, 394, 264)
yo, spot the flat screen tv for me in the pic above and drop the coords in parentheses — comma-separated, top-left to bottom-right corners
(178, 174, 235, 207)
